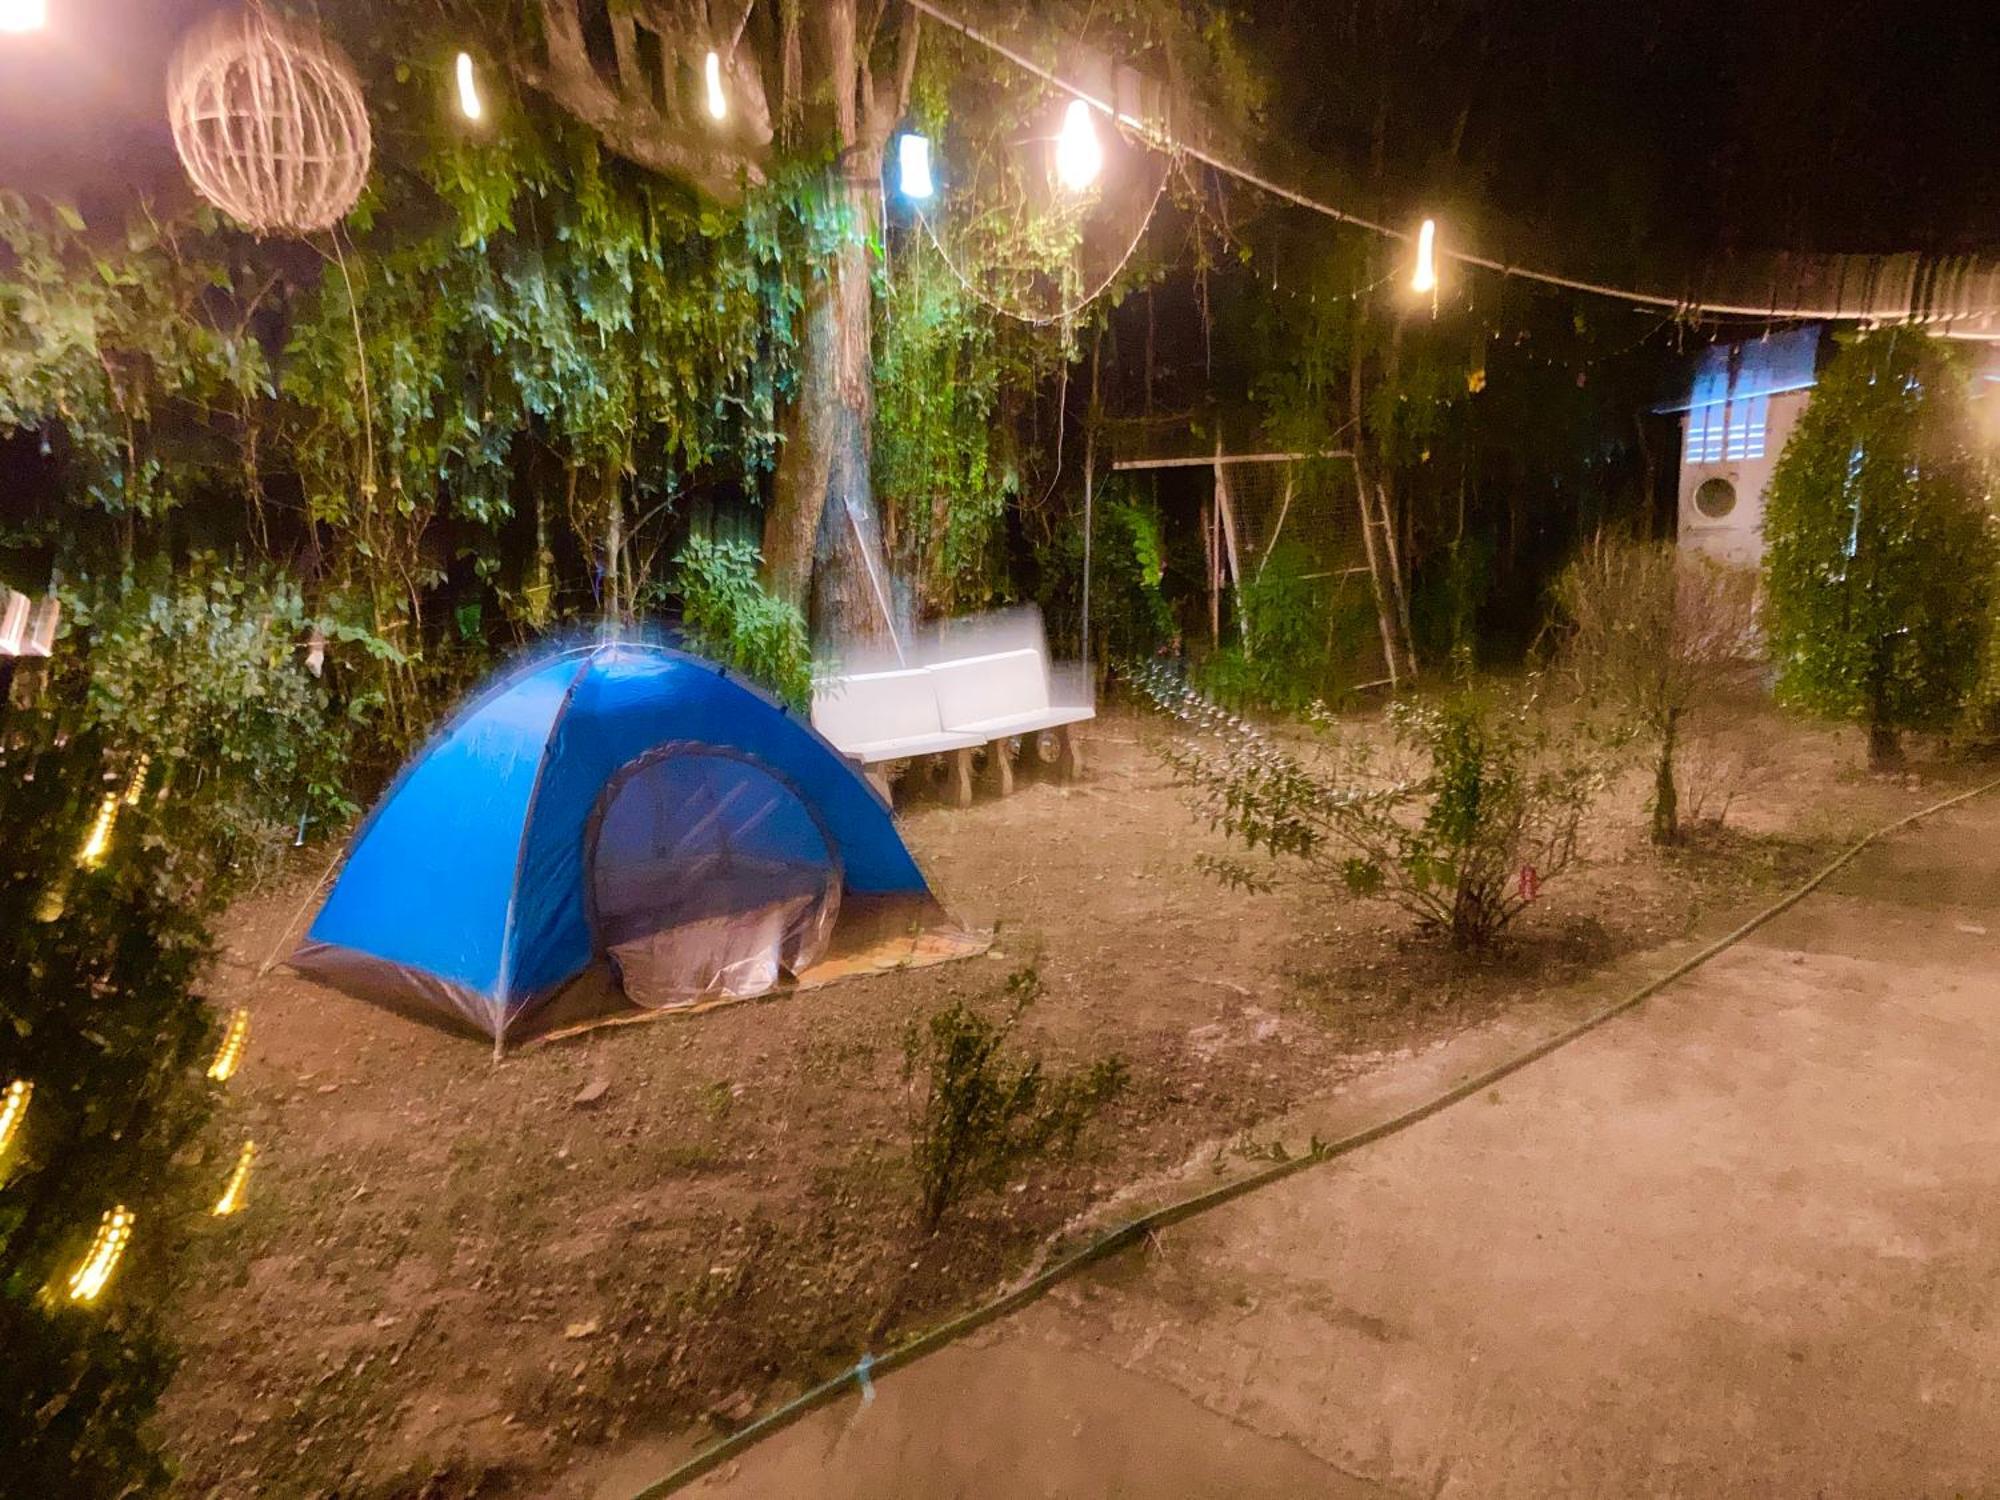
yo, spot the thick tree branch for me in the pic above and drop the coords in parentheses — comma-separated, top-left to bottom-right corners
(525, 0, 773, 203)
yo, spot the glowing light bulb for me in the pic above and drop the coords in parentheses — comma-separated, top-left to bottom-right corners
(703, 49, 726, 122)
(0, 0, 47, 34)
(455, 51, 483, 122)
(67, 1207, 134, 1304)
(1054, 99, 1102, 192)
(897, 133, 935, 200)
(77, 792, 119, 869)
(1411, 218, 1438, 296)
(213, 1142, 257, 1216)
(208, 1009, 251, 1083)
(0, 1079, 31, 1162)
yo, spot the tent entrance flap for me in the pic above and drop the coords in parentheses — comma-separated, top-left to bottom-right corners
(587, 747, 841, 1010)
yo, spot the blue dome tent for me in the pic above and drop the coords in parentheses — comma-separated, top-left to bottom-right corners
(294, 640, 963, 1048)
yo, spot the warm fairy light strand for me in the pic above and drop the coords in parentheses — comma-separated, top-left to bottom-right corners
(213, 1142, 257, 1216)
(67, 1207, 134, 1303)
(76, 793, 119, 869)
(207, 1009, 251, 1082)
(0, 1079, 30, 1160)
(122, 754, 151, 808)
(898, 0, 2000, 332)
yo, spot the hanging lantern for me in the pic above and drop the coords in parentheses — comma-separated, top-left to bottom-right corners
(167, 8, 372, 236)
(213, 1141, 258, 1216)
(1054, 99, 1102, 192)
(1411, 218, 1439, 296)
(66, 1206, 134, 1304)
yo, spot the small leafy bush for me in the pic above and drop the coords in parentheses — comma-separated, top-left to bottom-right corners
(60, 555, 367, 882)
(1194, 543, 1376, 713)
(675, 535, 814, 711)
(903, 968, 1127, 1233)
(1142, 664, 1612, 950)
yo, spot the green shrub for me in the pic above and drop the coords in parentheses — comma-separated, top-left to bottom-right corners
(674, 535, 814, 711)
(1036, 491, 1175, 664)
(903, 968, 1126, 1233)
(1144, 665, 1611, 949)
(1194, 543, 1375, 713)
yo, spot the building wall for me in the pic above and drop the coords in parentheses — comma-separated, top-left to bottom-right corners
(1676, 388, 1810, 570)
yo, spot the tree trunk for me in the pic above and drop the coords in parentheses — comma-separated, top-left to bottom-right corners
(763, 165, 900, 652)
(1652, 710, 1680, 844)
(1867, 720, 1901, 769)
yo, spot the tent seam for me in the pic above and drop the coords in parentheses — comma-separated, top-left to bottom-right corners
(491, 653, 598, 1036)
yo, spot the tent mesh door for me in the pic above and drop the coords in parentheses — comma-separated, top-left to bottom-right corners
(588, 749, 841, 1008)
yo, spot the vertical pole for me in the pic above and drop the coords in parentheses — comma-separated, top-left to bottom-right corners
(1204, 500, 1219, 644)
(1353, 458, 1401, 692)
(1213, 440, 1246, 656)
(1081, 333, 1100, 672)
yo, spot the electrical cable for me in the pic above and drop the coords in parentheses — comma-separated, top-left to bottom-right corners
(624, 769, 2000, 1498)
(913, 158, 1172, 328)
(902, 0, 2000, 334)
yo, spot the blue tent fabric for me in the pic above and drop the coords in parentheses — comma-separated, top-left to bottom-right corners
(295, 640, 939, 1042)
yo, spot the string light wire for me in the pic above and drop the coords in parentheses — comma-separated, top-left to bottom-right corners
(912, 160, 1171, 328)
(901, 0, 2000, 333)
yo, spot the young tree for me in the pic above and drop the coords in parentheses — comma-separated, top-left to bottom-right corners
(1762, 331, 1996, 767)
(1552, 532, 1757, 843)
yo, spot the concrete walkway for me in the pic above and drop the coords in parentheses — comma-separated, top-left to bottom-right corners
(686, 798, 2000, 1499)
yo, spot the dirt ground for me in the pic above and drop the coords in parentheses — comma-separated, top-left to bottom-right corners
(689, 783, 2000, 1500)
(155, 689, 1966, 1498)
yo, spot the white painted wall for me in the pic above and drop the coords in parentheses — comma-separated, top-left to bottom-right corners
(1676, 388, 1809, 570)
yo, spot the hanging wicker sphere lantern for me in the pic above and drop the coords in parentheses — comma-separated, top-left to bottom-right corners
(167, 7, 372, 236)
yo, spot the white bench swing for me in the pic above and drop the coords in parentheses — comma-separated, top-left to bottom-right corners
(811, 608, 1092, 807)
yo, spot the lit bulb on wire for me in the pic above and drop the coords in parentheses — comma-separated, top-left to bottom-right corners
(455, 51, 483, 122)
(703, 50, 727, 122)
(1411, 218, 1439, 297)
(897, 133, 935, 200)
(1054, 98, 1102, 192)
(0, 0, 47, 35)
